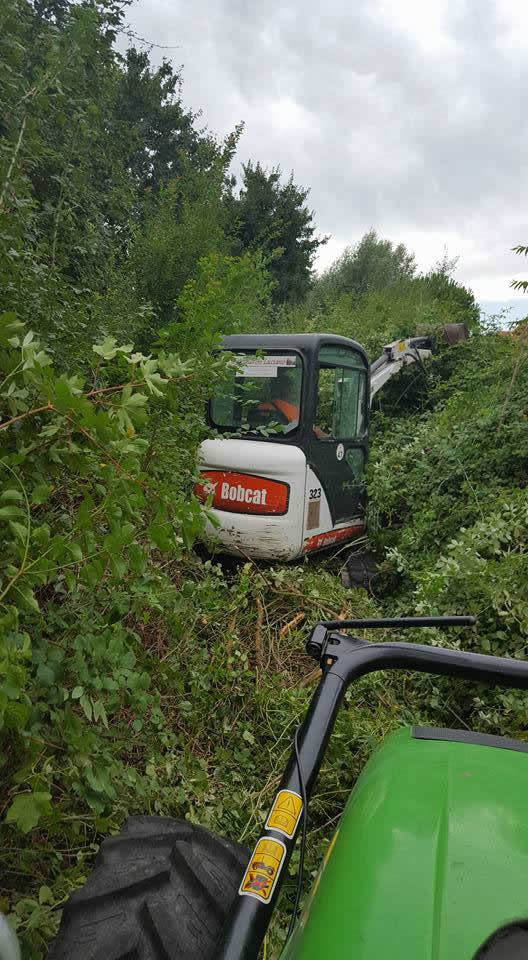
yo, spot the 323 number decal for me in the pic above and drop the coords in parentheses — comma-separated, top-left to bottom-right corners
(309, 487, 321, 500)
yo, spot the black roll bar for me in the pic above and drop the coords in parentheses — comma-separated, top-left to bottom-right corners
(213, 615, 528, 960)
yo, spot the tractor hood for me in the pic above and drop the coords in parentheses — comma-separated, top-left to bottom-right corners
(283, 726, 528, 960)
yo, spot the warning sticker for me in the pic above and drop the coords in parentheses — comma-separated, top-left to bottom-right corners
(239, 837, 286, 903)
(234, 355, 297, 368)
(265, 789, 303, 839)
(234, 355, 297, 379)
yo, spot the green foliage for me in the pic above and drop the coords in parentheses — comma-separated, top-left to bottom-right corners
(1, 0, 135, 303)
(114, 48, 223, 196)
(0, 315, 221, 953)
(6, 791, 53, 834)
(130, 164, 234, 334)
(167, 250, 274, 353)
(229, 162, 326, 303)
(0, 0, 248, 363)
(313, 229, 416, 303)
(0, 6, 329, 955)
(279, 234, 479, 362)
(367, 323, 528, 734)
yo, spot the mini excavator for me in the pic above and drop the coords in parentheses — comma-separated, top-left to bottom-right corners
(195, 327, 466, 561)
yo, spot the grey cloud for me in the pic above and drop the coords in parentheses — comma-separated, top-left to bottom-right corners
(122, 0, 528, 298)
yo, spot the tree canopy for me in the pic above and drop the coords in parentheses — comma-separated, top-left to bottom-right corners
(313, 229, 416, 303)
(229, 161, 326, 303)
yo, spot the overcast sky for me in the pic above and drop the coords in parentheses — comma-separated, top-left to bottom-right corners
(122, 0, 528, 316)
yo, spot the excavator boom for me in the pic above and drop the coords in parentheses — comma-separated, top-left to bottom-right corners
(369, 337, 432, 400)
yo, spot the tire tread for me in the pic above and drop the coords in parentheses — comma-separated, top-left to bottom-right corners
(49, 817, 249, 960)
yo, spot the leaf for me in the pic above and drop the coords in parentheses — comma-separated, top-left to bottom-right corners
(5, 791, 52, 833)
(64, 569, 76, 591)
(110, 556, 127, 579)
(83, 558, 104, 587)
(37, 663, 55, 686)
(0, 489, 23, 502)
(9, 521, 28, 541)
(93, 699, 108, 728)
(143, 371, 168, 396)
(148, 522, 172, 551)
(122, 391, 147, 409)
(13, 583, 39, 612)
(0, 311, 19, 325)
(72, 686, 84, 699)
(129, 544, 146, 573)
(53, 379, 75, 413)
(80, 694, 93, 721)
(39, 885, 53, 905)
(68, 542, 83, 562)
(0, 505, 26, 519)
(93, 338, 134, 360)
(93, 336, 118, 360)
(4, 701, 29, 730)
(32, 483, 52, 504)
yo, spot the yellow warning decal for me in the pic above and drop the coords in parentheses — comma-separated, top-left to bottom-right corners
(239, 837, 286, 903)
(265, 789, 303, 838)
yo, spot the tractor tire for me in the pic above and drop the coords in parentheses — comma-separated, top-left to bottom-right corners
(49, 815, 249, 960)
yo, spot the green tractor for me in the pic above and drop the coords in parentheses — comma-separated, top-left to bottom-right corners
(24, 616, 528, 959)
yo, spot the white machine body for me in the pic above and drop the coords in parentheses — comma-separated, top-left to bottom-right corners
(197, 438, 365, 561)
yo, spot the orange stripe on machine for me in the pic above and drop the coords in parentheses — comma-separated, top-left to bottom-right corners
(195, 471, 290, 515)
(303, 523, 365, 553)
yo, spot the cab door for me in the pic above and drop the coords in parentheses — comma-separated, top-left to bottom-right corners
(307, 343, 369, 525)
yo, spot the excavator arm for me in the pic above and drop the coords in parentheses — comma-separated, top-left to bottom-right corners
(369, 336, 432, 402)
(369, 325, 468, 402)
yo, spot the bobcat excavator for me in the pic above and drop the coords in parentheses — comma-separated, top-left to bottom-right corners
(195, 327, 466, 561)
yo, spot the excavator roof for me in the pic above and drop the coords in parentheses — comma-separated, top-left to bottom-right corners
(221, 333, 369, 364)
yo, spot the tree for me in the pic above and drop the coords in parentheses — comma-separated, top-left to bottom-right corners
(130, 159, 232, 334)
(114, 48, 230, 197)
(314, 229, 416, 303)
(419, 268, 480, 329)
(1, 0, 136, 299)
(0, 0, 243, 355)
(229, 162, 326, 304)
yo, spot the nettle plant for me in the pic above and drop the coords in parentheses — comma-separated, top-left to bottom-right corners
(0, 312, 206, 832)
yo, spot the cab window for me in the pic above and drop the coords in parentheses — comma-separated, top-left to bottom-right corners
(315, 345, 367, 440)
(210, 351, 303, 435)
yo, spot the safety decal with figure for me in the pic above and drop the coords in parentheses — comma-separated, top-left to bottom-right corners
(239, 837, 286, 902)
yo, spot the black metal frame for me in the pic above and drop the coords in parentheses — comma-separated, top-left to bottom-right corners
(213, 616, 528, 960)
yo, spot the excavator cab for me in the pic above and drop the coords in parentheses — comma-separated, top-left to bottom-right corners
(196, 334, 372, 561)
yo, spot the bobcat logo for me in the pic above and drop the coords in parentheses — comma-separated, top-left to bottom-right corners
(202, 480, 218, 496)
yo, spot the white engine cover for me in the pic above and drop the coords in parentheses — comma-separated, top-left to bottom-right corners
(198, 438, 307, 560)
